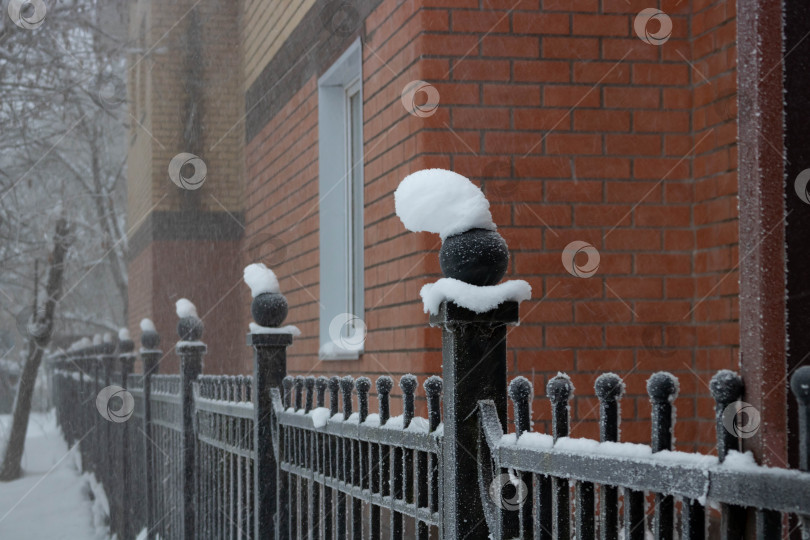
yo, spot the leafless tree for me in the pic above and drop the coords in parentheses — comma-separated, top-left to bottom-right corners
(0, 0, 130, 478)
(0, 217, 71, 480)
(0, 0, 130, 349)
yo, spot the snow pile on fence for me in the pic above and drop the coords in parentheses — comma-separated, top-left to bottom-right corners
(248, 322, 301, 336)
(175, 298, 198, 318)
(394, 168, 496, 239)
(420, 278, 532, 315)
(396, 168, 532, 314)
(243, 262, 280, 297)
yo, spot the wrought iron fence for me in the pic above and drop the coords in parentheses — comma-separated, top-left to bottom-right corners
(48, 262, 810, 540)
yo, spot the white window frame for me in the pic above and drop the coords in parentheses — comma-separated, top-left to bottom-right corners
(318, 38, 364, 360)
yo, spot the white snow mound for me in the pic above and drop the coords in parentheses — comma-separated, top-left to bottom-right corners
(140, 318, 156, 332)
(244, 262, 281, 297)
(248, 322, 301, 336)
(175, 298, 198, 318)
(394, 169, 496, 240)
(420, 278, 532, 315)
(118, 328, 130, 341)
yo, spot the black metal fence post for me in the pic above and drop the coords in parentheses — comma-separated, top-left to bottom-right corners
(176, 308, 206, 540)
(427, 222, 518, 538)
(139, 323, 161, 540)
(118, 331, 136, 540)
(247, 286, 292, 540)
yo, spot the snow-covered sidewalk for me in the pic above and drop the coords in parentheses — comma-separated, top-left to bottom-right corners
(0, 411, 111, 539)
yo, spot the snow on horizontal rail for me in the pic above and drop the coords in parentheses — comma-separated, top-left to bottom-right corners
(193, 395, 254, 419)
(274, 402, 442, 452)
(478, 401, 810, 515)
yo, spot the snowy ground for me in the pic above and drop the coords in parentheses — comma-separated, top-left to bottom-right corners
(0, 411, 111, 539)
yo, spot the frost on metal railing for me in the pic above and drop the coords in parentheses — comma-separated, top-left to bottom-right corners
(194, 374, 255, 538)
(271, 372, 444, 538)
(477, 369, 810, 540)
(244, 261, 445, 538)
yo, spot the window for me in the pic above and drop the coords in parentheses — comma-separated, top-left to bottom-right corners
(318, 39, 364, 360)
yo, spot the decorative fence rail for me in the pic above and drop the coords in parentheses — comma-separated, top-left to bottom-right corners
(49, 225, 810, 540)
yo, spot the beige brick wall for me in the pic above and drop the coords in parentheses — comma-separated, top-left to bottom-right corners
(126, 0, 245, 230)
(242, 0, 317, 88)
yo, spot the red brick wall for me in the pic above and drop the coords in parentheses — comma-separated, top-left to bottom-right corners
(128, 239, 244, 374)
(244, 0, 739, 444)
(244, 77, 322, 371)
(690, 0, 739, 450)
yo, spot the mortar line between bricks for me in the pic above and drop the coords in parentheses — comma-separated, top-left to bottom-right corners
(522, 50, 632, 158)
(603, 129, 713, 240)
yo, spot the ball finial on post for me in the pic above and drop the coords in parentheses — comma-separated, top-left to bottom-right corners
(140, 318, 160, 350)
(176, 299, 204, 341)
(244, 263, 288, 328)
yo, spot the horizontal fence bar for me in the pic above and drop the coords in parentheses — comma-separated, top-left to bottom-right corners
(280, 462, 442, 526)
(196, 434, 255, 460)
(194, 394, 255, 419)
(275, 409, 441, 453)
(149, 392, 182, 405)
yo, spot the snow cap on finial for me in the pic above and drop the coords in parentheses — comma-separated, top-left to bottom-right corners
(243, 263, 281, 297)
(176, 298, 203, 341)
(395, 168, 509, 286)
(117, 328, 135, 354)
(243, 263, 288, 327)
(175, 299, 198, 319)
(394, 168, 496, 241)
(101, 332, 116, 355)
(140, 318, 160, 349)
